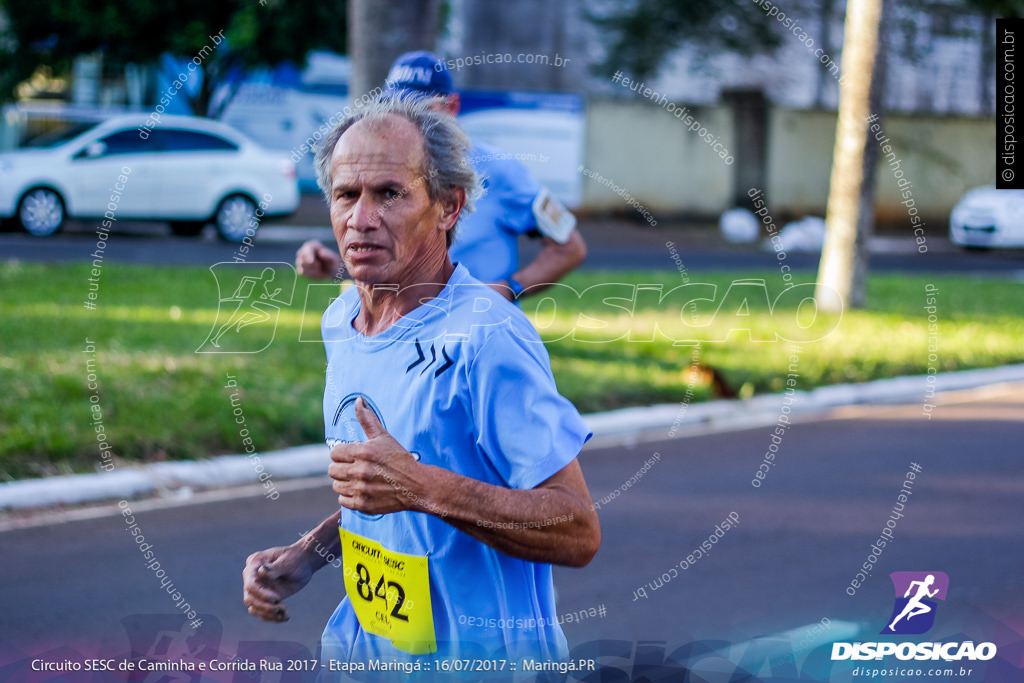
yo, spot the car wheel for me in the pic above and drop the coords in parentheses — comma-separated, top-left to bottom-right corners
(18, 188, 65, 237)
(214, 195, 258, 243)
(169, 220, 206, 236)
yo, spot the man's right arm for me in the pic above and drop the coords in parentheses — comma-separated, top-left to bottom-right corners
(242, 510, 341, 622)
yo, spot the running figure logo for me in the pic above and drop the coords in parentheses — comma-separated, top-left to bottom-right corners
(197, 263, 296, 353)
(881, 571, 949, 635)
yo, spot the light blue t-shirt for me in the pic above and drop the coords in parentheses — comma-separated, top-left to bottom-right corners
(319, 264, 591, 670)
(449, 142, 542, 284)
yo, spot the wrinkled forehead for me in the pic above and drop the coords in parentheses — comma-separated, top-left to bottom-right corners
(330, 115, 426, 185)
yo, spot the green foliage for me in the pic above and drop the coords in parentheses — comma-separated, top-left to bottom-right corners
(0, 0, 347, 114)
(588, 0, 1017, 84)
(587, 0, 784, 81)
(963, 0, 1024, 17)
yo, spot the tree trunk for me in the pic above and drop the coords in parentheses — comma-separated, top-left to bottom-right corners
(815, 0, 887, 312)
(348, 0, 440, 101)
(980, 14, 994, 113)
(456, 0, 585, 92)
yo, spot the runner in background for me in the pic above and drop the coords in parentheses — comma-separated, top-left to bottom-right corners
(296, 51, 586, 301)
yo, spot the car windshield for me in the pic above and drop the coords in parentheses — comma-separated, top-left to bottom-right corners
(24, 121, 101, 148)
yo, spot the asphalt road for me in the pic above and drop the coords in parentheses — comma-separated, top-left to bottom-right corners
(2, 384, 1022, 681)
(4, 217, 1024, 275)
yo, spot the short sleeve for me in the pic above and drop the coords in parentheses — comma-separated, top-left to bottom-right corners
(467, 320, 591, 490)
(486, 157, 543, 236)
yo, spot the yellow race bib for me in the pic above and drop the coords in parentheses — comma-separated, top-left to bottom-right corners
(339, 527, 436, 654)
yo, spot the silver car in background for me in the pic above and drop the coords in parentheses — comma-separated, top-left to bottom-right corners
(0, 114, 299, 242)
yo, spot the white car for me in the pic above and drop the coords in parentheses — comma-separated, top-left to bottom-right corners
(949, 185, 1024, 250)
(0, 114, 299, 242)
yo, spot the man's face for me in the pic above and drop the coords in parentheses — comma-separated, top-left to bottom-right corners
(328, 115, 454, 287)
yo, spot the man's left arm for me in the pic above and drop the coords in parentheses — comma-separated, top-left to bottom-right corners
(330, 398, 600, 568)
(485, 163, 587, 300)
(498, 230, 586, 300)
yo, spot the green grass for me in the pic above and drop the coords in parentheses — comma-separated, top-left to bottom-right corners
(2, 261, 1022, 480)
(522, 272, 1023, 412)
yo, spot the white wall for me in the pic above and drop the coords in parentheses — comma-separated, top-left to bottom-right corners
(580, 99, 734, 215)
(581, 98, 996, 222)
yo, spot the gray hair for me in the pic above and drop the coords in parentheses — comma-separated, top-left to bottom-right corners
(314, 94, 481, 245)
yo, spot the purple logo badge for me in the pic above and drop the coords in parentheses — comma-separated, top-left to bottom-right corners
(881, 571, 949, 635)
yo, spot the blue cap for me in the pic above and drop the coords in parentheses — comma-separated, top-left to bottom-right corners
(382, 51, 454, 98)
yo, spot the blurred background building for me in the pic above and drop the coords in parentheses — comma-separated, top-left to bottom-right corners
(0, 0, 997, 223)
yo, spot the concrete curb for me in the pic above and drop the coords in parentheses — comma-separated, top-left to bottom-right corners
(584, 362, 1024, 446)
(2, 364, 1023, 511)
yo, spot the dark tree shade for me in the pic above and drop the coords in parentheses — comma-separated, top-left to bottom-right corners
(964, 0, 1024, 16)
(588, 0, 785, 82)
(0, 0, 347, 115)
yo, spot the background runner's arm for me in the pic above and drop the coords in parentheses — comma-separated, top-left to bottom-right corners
(296, 240, 343, 280)
(494, 230, 586, 300)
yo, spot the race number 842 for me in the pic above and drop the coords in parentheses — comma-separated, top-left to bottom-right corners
(339, 528, 437, 655)
(355, 562, 408, 621)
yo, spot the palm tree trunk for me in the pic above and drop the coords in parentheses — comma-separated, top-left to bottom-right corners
(816, 0, 887, 311)
(347, 0, 440, 101)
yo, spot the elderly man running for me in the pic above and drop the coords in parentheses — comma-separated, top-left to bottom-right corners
(243, 95, 600, 673)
